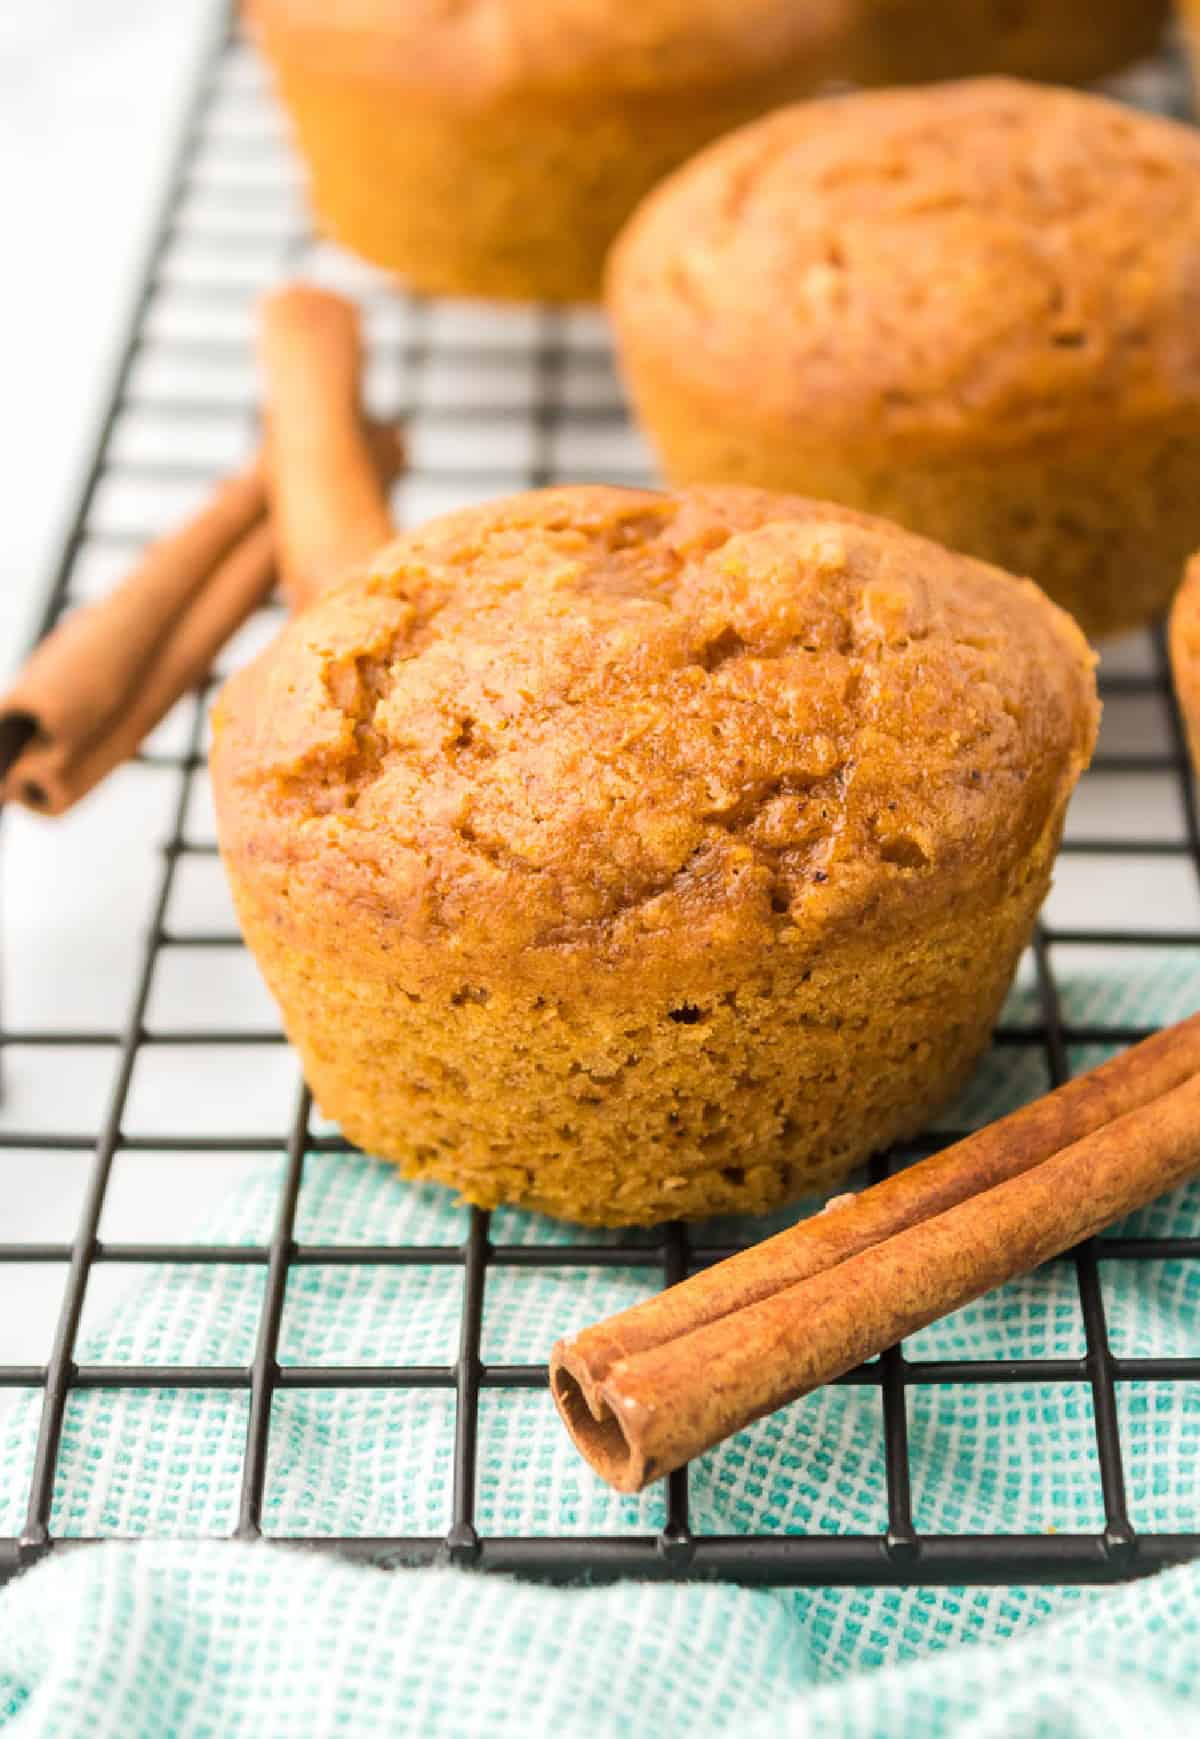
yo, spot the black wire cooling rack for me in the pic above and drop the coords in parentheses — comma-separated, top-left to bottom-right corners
(2, 13, 1200, 1590)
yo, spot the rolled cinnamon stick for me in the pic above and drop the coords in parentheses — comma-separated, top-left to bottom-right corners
(258, 283, 399, 609)
(45, 520, 278, 811)
(0, 463, 267, 814)
(0, 421, 404, 817)
(552, 1016, 1200, 1492)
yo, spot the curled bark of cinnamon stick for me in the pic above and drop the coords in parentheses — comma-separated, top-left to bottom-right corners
(258, 283, 399, 609)
(0, 417, 404, 817)
(51, 520, 278, 810)
(0, 464, 268, 815)
(2, 283, 401, 815)
(551, 1014, 1200, 1493)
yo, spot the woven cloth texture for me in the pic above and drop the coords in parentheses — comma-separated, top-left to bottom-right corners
(1, 957, 1198, 1735)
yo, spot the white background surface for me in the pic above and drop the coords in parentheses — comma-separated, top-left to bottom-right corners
(0, 1, 235, 1370)
(0, 0, 220, 659)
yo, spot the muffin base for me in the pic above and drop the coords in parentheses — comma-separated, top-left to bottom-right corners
(229, 834, 1059, 1226)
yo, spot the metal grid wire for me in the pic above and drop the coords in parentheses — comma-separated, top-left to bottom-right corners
(2, 15, 1200, 1588)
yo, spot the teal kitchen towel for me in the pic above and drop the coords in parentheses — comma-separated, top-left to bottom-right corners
(1, 953, 1199, 1736)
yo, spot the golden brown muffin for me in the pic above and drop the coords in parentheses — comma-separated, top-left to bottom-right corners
(212, 485, 1097, 1226)
(1169, 552, 1200, 771)
(244, 0, 851, 304)
(247, 0, 1168, 306)
(608, 80, 1200, 643)
(848, 0, 1167, 87)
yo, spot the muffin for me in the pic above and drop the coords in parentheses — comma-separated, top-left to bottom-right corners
(608, 80, 1200, 642)
(245, 0, 851, 303)
(1169, 552, 1200, 772)
(212, 485, 1097, 1226)
(847, 0, 1167, 87)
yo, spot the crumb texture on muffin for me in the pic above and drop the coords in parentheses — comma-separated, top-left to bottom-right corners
(213, 486, 1097, 1223)
(216, 485, 1093, 967)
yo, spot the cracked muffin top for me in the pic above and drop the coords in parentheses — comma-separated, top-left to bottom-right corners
(211, 485, 1097, 987)
(608, 79, 1200, 451)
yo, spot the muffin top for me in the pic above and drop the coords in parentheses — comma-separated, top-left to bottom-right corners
(212, 486, 1096, 989)
(609, 80, 1200, 451)
(246, 0, 846, 95)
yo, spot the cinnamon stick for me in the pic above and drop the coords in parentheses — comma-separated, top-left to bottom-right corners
(551, 1015, 1200, 1492)
(258, 283, 399, 608)
(44, 520, 278, 811)
(0, 463, 268, 814)
(0, 420, 404, 817)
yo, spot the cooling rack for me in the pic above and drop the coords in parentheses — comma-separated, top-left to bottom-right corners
(1, 13, 1199, 1589)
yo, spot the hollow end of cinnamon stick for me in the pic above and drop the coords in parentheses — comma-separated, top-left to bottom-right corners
(0, 713, 57, 812)
(0, 711, 38, 783)
(550, 1017, 1200, 1493)
(549, 1348, 650, 1494)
